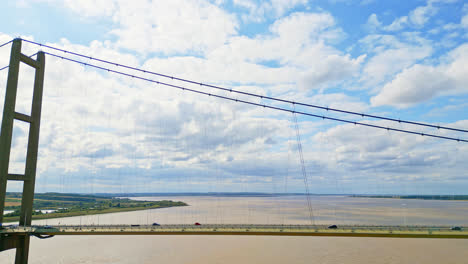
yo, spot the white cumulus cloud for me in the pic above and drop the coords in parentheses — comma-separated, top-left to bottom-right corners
(371, 43, 468, 108)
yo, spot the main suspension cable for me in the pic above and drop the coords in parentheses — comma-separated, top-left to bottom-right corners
(0, 39, 13, 49)
(20, 38, 468, 133)
(43, 51, 468, 143)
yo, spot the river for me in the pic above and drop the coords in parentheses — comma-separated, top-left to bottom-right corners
(1, 195, 468, 263)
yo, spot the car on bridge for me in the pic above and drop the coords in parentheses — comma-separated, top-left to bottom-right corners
(194, 222, 201, 226)
(152, 222, 160, 226)
(1, 224, 18, 229)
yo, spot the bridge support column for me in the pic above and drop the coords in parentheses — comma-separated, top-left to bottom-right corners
(14, 236, 30, 264)
(0, 38, 46, 264)
(0, 234, 20, 252)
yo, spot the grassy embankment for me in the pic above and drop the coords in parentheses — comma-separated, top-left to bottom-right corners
(3, 192, 187, 223)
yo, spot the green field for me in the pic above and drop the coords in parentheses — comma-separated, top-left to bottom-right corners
(3, 192, 187, 223)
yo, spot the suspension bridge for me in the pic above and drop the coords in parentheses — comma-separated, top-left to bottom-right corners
(0, 38, 467, 263)
(2, 224, 468, 238)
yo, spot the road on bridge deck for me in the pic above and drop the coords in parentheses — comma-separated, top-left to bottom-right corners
(2, 224, 467, 239)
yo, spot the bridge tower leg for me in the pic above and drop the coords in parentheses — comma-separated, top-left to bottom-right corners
(0, 38, 46, 264)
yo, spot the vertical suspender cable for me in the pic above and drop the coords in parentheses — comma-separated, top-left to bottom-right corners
(292, 104, 315, 226)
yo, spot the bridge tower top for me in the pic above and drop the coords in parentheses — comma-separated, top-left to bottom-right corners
(0, 38, 46, 264)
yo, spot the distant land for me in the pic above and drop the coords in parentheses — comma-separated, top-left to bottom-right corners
(351, 195, 468, 201)
(94, 192, 468, 200)
(95, 192, 310, 197)
(3, 192, 187, 223)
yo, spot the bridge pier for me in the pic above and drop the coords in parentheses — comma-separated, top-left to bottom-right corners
(0, 234, 20, 252)
(0, 38, 46, 264)
(14, 236, 30, 264)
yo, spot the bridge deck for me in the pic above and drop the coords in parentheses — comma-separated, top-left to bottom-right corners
(2, 225, 467, 239)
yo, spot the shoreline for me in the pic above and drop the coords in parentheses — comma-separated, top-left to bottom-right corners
(351, 195, 468, 201)
(3, 204, 188, 223)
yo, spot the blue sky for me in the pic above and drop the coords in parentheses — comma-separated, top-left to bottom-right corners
(0, 0, 467, 194)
